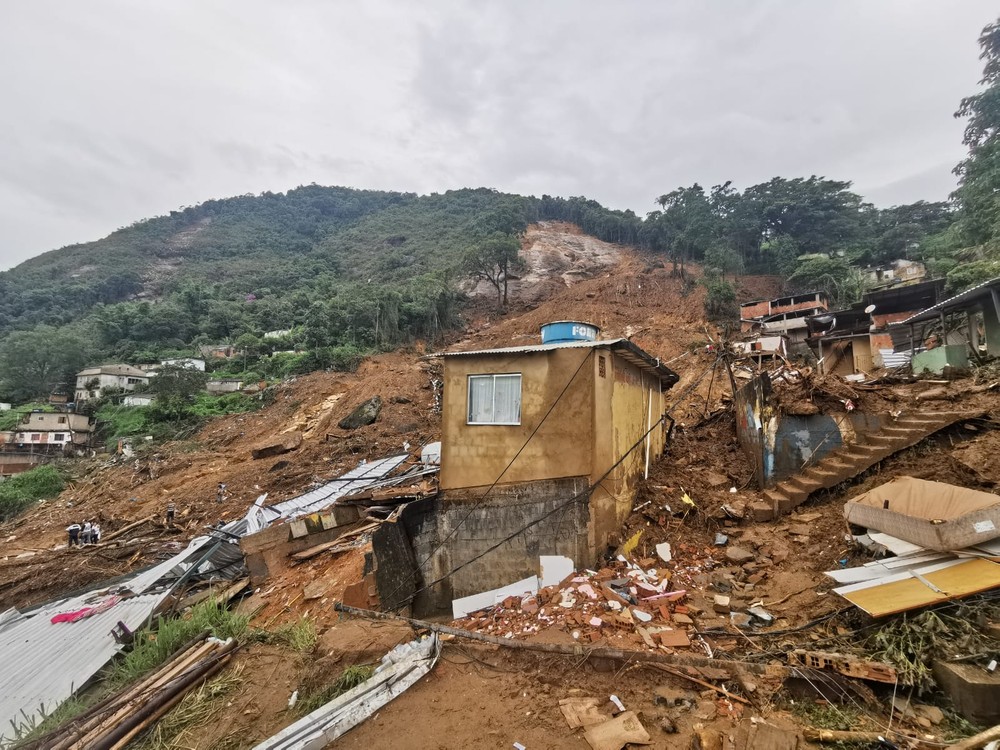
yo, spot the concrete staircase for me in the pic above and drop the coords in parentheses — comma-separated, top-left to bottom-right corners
(750, 410, 981, 521)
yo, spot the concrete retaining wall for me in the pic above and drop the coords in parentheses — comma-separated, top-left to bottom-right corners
(375, 477, 591, 617)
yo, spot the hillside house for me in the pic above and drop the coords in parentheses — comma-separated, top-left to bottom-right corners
(863, 259, 927, 288)
(804, 281, 947, 375)
(3, 412, 94, 455)
(199, 344, 237, 359)
(74, 365, 149, 403)
(740, 292, 829, 344)
(159, 357, 206, 371)
(410, 322, 679, 610)
(206, 379, 243, 394)
(123, 394, 155, 407)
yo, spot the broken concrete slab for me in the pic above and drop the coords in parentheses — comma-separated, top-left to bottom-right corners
(303, 580, 329, 601)
(540, 555, 574, 587)
(733, 720, 800, 750)
(338, 396, 383, 430)
(559, 696, 612, 728)
(451, 575, 539, 619)
(713, 594, 731, 614)
(251, 430, 303, 459)
(933, 660, 1000, 724)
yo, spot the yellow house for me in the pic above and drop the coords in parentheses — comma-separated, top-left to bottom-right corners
(414, 323, 678, 609)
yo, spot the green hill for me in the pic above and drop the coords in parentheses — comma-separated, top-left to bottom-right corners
(0, 186, 640, 401)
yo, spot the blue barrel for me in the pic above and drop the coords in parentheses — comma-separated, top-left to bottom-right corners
(540, 321, 600, 344)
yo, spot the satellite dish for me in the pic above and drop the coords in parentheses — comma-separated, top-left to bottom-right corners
(864, 304, 877, 314)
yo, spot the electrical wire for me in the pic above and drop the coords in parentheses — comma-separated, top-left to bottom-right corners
(397, 356, 723, 607)
(381, 348, 596, 607)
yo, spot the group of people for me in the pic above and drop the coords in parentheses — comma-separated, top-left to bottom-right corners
(66, 520, 102, 547)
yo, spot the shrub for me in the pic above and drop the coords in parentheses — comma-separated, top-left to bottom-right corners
(0, 465, 65, 521)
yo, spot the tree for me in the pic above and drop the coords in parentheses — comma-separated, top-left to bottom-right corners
(462, 233, 523, 310)
(953, 18, 1000, 256)
(147, 364, 208, 400)
(145, 364, 208, 425)
(648, 185, 714, 277)
(700, 270, 737, 320)
(785, 255, 867, 308)
(0, 326, 88, 402)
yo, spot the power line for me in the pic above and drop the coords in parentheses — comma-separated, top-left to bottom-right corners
(395, 356, 722, 608)
(382, 348, 596, 607)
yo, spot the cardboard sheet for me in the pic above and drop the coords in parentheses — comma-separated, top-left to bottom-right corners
(836, 558, 1000, 616)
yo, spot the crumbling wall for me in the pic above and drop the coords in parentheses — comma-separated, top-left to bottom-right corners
(396, 477, 591, 617)
(734, 374, 772, 488)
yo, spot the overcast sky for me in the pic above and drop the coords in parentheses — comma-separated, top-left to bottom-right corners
(0, 1, 995, 270)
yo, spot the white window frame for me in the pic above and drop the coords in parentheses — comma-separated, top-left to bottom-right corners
(467, 373, 522, 426)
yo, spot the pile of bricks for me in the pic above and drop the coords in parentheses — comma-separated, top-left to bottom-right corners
(452, 553, 712, 652)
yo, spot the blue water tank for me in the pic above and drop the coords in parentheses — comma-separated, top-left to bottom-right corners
(540, 321, 601, 345)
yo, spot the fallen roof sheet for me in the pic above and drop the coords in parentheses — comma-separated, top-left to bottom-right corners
(0, 591, 169, 742)
(268, 454, 410, 519)
(0, 456, 411, 738)
(833, 558, 1000, 617)
(252, 634, 440, 750)
(0, 535, 223, 741)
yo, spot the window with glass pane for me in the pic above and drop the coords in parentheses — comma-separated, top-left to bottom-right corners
(467, 373, 521, 425)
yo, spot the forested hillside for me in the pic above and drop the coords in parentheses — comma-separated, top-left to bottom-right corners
(0, 187, 640, 401)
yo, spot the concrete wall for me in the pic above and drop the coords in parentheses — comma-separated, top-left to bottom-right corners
(983, 299, 1000, 355)
(440, 347, 596, 489)
(912, 344, 969, 375)
(596, 356, 663, 549)
(769, 415, 844, 481)
(407, 477, 592, 615)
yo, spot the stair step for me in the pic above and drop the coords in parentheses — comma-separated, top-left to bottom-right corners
(762, 411, 983, 519)
(784, 474, 823, 493)
(804, 465, 851, 486)
(879, 429, 925, 442)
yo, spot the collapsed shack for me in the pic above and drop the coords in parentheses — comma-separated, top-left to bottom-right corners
(0, 450, 439, 747)
(0, 530, 247, 744)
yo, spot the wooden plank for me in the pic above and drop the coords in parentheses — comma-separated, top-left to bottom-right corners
(840, 558, 1000, 616)
(289, 521, 380, 561)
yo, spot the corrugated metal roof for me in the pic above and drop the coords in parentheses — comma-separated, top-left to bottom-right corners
(0, 456, 411, 739)
(0, 534, 226, 741)
(429, 338, 679, 385)
(268, 454, 410, 519)
(895, 276, 1000, 325)
(0, 591, 169, 742)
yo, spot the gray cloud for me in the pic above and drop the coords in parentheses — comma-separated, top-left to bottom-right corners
(0, 0, 994, 270)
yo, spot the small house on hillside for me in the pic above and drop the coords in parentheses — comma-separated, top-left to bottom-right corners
(123, 394, 155, 407)
(4, 412, 94, 455)
(74, 365, 149, 403)
(159, 357, 206, 371)
(199, 344, 237, 359)
(411, 322, 679, 611)
(741, 292, 829, 344)
(206, 379, 244, 394)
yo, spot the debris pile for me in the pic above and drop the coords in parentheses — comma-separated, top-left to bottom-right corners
(451, 547, 778, 653)
(20, 632, 237, 750)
